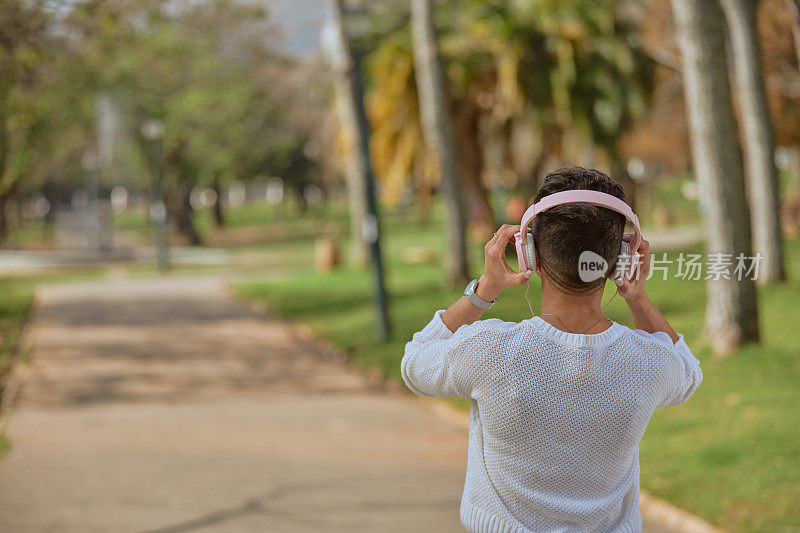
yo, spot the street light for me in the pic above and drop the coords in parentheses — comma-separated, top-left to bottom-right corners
(324, 1, 391, 341)
(81, 150, 100, 253)
(141, 119, 169, 272)
(351, 51, 390, 341)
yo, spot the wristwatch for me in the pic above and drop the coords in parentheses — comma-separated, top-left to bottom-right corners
(464, 279, 496, 310)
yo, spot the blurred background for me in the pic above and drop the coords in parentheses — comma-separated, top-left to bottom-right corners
(0, 0, 798, 531)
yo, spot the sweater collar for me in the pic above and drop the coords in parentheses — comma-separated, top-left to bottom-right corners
(530, 316, 625, 347)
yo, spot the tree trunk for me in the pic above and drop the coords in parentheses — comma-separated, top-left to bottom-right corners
(672, 0, 759, 355)
(169, 180, 202, 246)
(0, 194, 9, 245)
(211, 175, 225, 228)
(456, 100, 495, 232)
(721, 0, 785, 284)
(525, 123, 561, 196)
(0, 178, 20, 246)
(609, 149, 638, 211)
(411, 0, 470, 286)
(785, 0, 800, 65)
(785, 0, 800, 196)
(336, 90, 368, 266)
(326, 0, 368, 267)
(791, 146, 800, 194)
(0, 81, 9, 246)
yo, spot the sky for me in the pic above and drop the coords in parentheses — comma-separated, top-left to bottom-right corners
(266, 0, 327, 57)
(50, 0, 329, 58)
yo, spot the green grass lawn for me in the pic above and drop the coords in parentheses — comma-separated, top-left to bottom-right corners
(235, 213, 800, 532)
(0, 277, 36, 380)
(0, 276, 37, 458)
(0, 434, 9, 459)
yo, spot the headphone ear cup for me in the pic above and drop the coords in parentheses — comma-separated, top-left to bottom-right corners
(614, 241, 630, 280)
(524, 232, 537, 271)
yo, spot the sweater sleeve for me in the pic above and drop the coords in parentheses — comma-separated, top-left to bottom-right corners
(650, 332, 704, 407)
(401, 310, 500, 399)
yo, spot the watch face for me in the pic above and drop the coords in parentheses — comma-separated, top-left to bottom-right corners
(464, 279, 492, 309)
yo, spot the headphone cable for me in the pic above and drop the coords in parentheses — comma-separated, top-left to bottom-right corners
(524, 279, 534, 317)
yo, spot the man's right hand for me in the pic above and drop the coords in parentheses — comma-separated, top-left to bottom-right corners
(617, 237, 650, 303)
(615, 237, 678, 342)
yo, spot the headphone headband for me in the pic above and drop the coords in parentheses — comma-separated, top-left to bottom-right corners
(519, 190, 641, 251)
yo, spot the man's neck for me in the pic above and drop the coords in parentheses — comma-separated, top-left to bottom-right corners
(539, 279, 607, 332)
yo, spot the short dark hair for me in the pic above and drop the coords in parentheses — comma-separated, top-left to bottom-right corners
(532, 166, 626, 294)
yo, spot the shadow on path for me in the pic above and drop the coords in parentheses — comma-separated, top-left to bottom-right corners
(0, 275, 467, 533)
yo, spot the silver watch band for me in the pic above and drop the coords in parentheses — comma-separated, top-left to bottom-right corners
(464, 279, 496, 310)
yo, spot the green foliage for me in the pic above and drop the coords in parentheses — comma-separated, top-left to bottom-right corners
(364, 0, 655, 200)
(235, 214, 800, 532)
(69, 0, 318, 188)
(0, 0, 61, 200)
(0, 0, 325, 244)
(451, 0, 655, 151)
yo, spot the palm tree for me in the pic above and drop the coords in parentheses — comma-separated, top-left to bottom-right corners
(367, 32, 495, 230)
(672, 0, 759, 355)
(721, 0, 785, 284)
(325, 0, 370, 266)
(367, 34, 436, 214)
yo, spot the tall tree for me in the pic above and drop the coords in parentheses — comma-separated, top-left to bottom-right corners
(66, 0, 304, 245)
(672, 0, 759, 355)
(325, 0, 369, 266)
(410, 0, 470, 286)
(786, 0, 800, 64)
(0, 0, 49, 243)
(721, 0, 786, 283)
(784, 0, 800, 194)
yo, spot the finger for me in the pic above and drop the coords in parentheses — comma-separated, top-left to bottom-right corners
(639, 251, 652, 280)
(491, 224, 519, 252)
(500, 224, 521, 241)
(484, 225, 506, 250)
(640, 256, 651, 280)
(511, 269, 534, 285)
(488, 225, 515, 257)
(484, 236, 498, 253)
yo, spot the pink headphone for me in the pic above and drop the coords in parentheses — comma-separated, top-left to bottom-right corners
(513, 190, 643, 283)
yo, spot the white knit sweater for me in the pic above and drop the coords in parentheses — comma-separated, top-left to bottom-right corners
(402, 311, 703, 533)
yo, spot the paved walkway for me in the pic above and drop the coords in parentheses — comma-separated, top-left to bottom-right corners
(0, 275, 677, 532)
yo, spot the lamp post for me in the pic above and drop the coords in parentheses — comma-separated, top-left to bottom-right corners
(324, 1, 391, 341)
(141, 119, 169, 272)
(81, 150, 100, 253)
(351, 51, 390, 341)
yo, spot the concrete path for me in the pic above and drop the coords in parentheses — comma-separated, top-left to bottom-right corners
(0, 275, 677, 532)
